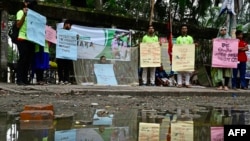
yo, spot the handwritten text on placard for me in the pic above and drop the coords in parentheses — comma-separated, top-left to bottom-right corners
(56, 29, 77, 60)
(212, 39, 238, 68)
(140, 42, 161, 67)
(94, 64, 118, 85)
(138, 122, 160, 141)
(171, 121, 194, 141)
(27, 9, 46, 46)
(172, 44, 195, 72)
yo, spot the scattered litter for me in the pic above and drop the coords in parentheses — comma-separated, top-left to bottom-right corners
(91, 103, 98, 106)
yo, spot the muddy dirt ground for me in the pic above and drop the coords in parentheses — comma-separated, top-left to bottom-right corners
(1, 83, 250, 120)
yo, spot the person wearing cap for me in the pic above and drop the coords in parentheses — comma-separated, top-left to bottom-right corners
(56, 20, 73, 85)
(211, 26, 232, 91)
(15, 0, 37, 85)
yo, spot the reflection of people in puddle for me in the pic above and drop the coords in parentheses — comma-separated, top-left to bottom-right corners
(97, 110, 109, 117)
(119, 128, 128, 141)
(110, 128, 119, 141)
(6, 124, 18, 141)
(110, 128, 128, 141)
(98, 125, 105, 133)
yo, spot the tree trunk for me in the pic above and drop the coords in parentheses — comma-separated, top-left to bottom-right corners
(0, 10, 8, 82)
(149, 0, 155, 25)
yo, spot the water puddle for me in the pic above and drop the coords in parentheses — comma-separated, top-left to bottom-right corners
(2, 105, 250, 141)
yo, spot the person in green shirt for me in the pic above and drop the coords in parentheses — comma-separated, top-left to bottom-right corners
(175, 24, 194, 88)
(140, 25, 161, 86)
(15, 0, 37, 85)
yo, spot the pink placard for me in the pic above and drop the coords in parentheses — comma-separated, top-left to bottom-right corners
(45, 26, 57, 44)
(212, 39, 238, 68)
(211, 126, 224, 141)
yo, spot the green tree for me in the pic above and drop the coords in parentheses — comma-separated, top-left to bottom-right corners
(37, 0, 250, 36)
(170, 0, 212, 25)
(199, 6, 226, 28)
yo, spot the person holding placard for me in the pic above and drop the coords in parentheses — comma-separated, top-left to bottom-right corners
(15, 0, 37, 85)
(56, 20, 73, 85)
(140, 25, 161, 86)
(232, 30, 249, 90)
(211, 26, 232, 91)
(175, 24, 194, 88)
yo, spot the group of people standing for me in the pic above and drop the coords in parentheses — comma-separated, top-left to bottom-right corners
(140, 24, 249, 90)
(140, 24, 195, 88)
(15, 0, 72, 86)
(14, 1, 249, 89)
(212, 27, 249, 90)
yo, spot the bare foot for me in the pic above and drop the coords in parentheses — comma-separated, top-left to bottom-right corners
(224, 86, 228, 91)
(217, 86, 223, 90)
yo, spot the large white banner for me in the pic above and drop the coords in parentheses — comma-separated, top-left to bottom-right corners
(57, 23, 131, 61)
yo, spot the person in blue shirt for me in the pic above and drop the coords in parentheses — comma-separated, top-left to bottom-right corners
(155, 64, 169, 86)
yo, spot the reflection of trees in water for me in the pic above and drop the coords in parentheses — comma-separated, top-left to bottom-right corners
(110, 127, 129, 141)
(194, 125, 210, 141)
(194, 107, 211, 141)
